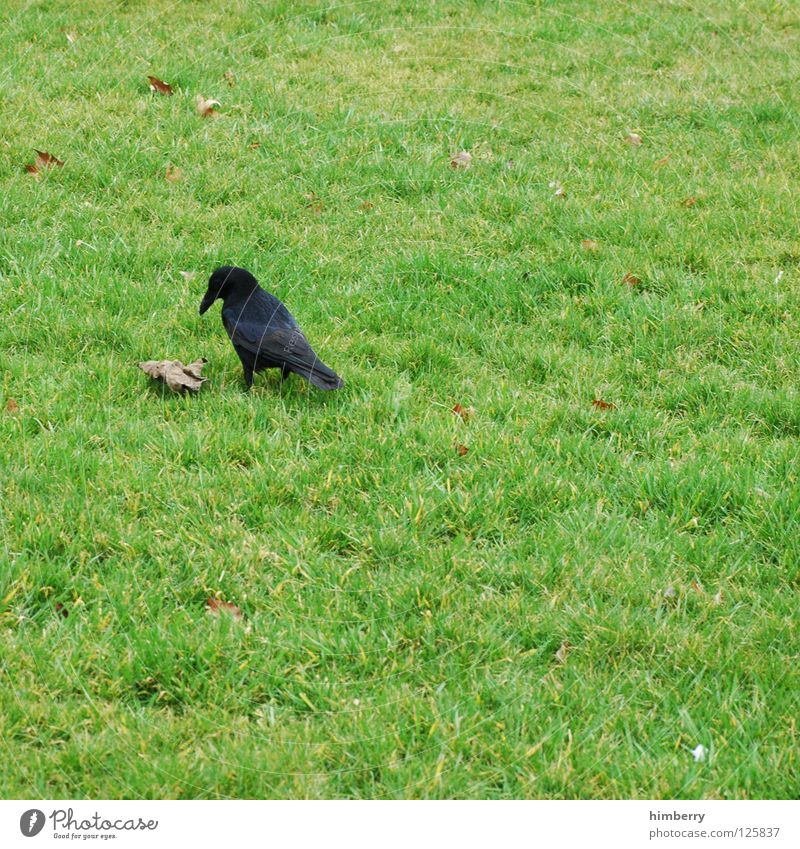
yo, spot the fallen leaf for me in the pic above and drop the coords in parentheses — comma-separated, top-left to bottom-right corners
(54, 602, 68, 618)
(249, 141, 261, 149)
(179, 271, 197, 282)
(165, 164, 183, 182)
(147, 75, 173, 95)
(622, 272, 641, 287)
(712, 590, 723, 605)
(206, 597, 242, 619)
(581, 238, 599, 251)
(691, 744, 706, 763)
(592, 398, 615, 410)
(138, 358, 208, 394)
(655, 154, 671, 167)
(450, 150, 472, 169)
(6, 398, 19, 414)
(663, 586, 677, 599)
(26, 149, 64, 175)
(359, 200, 374, 211)
(690, 579, 703, 594)
(456, 444, 469, 456)
(555, 641, 571, 664)
(682, 196, 698, 208)
(195, 94, 220, 117)
(304, 192, 323, 214)
(624, 132, 643, 146)
(224, 70, 236, 86)
(452, 403, 474, 422)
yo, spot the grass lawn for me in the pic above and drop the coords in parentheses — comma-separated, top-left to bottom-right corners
(1, 0, 799, 799)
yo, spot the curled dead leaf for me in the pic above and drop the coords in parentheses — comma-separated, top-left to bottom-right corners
(450, 150, 472, 169)
(452, 403, 474, 422)
(655, 154, 671, 167)
(581, 239, 599, 251)
(690, 579, 704, 594)
(195, 94, 220, 117)
(622, 272, 641, 287)
(304, 192, 323, 214)
(555, 641, 571, 664)
(165, 164, 183, 182)
(624, 132, 643, 146)
(6, 398, 19, 415)
(206, 597, 242, 619)
(682, 196, 698, 208)
(138, 358, 208, 394)
(592, 398, 615, 410)
(359, 200, 374, 211)
(54, 602, 69, 618)
(456, 444, 469, 457)
(26, 149, 64, 175)
(148, 75, 173, 95)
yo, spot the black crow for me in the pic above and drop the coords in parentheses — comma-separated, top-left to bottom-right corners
(199, 266, 344, 391)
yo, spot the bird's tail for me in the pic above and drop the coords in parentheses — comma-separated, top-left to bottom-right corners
(297, 359, 344, 391)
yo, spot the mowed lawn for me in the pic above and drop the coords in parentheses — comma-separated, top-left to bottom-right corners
(1, 0, 798, 799)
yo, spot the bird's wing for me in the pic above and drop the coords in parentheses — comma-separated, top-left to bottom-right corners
(222, 313, 319, 369)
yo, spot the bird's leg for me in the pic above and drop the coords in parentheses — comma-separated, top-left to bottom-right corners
(243, 365, 254, 389)
(280, 364, 291, 382)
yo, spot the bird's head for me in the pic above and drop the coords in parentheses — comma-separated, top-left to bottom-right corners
(199, 266, 259, 314)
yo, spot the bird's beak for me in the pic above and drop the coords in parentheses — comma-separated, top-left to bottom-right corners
(199, 291, 215, 315)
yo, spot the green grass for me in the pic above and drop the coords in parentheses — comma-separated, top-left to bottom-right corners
(1, 0, 799, 799)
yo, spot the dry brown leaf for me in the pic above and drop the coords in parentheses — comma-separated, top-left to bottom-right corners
(6, 398, 19, 415)
(206, 597, 242, 619)
(592, 398, 615, 410)
(55, 602, 69, 618)
(622, 272, 641, 287)
(581, 239, 599, 251)
(555, 641, 571, 664)
(690, 579, 704, 594)
(195, 94, 220, 117)
(359, 200, 374, 211)
(224, 70, 236, 87)
(148, 75, 173, 95)
(624, 132, 643, 146)
(249, 141, 261, 149)
(456, 444, 469, 457)
(452, 403, 474, 422)
(26, 149, 64, 176)
(138, 358, 208, 394)
(655, 154, 671, 167)
(165, 164, 183, 182)
(450, 150, 472, 169)
(304, 192, 323, 214)
(682, 196, 698, 208)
